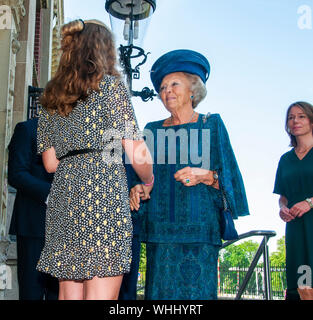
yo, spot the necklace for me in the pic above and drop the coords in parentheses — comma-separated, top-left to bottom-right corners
(296, 144, 313, 153)
(170, 110, 195, 125)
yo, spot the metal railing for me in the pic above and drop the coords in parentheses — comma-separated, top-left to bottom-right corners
(218, 265, 286, 300)
(28, 86, 43, 119)
(221, 230, 277, 300)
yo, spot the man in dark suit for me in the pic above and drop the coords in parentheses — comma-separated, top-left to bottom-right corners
(8, 117, 58, 300)
(118, 160, 143, 300)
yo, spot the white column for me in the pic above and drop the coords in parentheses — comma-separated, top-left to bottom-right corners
(0, 1, 24, 240)
(0, 0, 25, 300)
(13, 0, 36, 126)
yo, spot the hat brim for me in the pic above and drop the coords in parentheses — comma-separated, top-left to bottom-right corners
(150, 49, 210, 93)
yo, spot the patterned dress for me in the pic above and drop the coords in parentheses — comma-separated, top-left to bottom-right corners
(133, 113, 249, 300)
(36, 75, 142, 280)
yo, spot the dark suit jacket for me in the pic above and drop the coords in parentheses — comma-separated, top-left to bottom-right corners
(123, 159, 142, 236)
(8, 118, 53, 238)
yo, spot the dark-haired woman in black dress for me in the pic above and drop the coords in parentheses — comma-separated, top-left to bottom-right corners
(274, 101, 313, 300)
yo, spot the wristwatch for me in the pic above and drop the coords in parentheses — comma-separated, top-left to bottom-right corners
(305, 198, 313, 209)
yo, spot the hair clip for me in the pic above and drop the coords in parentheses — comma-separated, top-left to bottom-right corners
(79, 19, 85, 31)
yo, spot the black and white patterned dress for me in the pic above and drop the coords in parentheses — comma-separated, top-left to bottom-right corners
(36, 75, 142, 280)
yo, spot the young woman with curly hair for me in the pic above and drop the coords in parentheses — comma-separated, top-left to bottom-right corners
(36, 19, 153, 300)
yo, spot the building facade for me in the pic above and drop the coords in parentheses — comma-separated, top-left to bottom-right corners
(0, 0, 64, 299)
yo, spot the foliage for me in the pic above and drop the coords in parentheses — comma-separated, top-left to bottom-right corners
(217, 238, 287, 297)
(139, 243, 146, 269)
(218, 240, 260, 295)
(270, 236, 286, 267)
(219, 240, 259, 268)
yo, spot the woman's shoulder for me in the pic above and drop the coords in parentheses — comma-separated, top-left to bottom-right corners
(144, 119, 167, 130)
(38, 106, 57, 121)
(199, 112, 223, 127)
(97, 75, 131, 98)
(200, 112, 221, 119)
(275, 150, 294, 169)
(279, 149, 294, 162)
(99, 74, 124, 88)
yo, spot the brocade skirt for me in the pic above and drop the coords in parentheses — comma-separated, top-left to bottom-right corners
(144, 243, 220, 300)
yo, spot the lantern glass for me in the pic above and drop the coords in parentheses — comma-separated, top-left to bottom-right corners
(105, 0, 156, 47)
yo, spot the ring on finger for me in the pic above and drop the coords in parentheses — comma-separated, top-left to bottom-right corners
(186, 178, 190, 184)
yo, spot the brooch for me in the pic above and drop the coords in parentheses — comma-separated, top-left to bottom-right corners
(202, 112, 211, 123)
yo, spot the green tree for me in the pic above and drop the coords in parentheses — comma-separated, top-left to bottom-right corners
(218, 240, 260, 295)
(269, 237, 286, 296)
(139, 243, 146, 269)
(270, 236, 286, 267)
(220, 240, 259, 268)
(218, 238, 287, 297)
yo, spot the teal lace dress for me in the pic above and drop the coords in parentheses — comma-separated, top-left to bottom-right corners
(134, 113, 249, 300)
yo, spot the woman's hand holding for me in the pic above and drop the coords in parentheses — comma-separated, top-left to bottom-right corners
(289, 201, 311, 218)
(279, 205, 295, 222)
(174, 167, 219, 188)
(129, 184, 153, 211)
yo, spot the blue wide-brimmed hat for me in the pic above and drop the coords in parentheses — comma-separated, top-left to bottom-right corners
(150, 49, 210, 93)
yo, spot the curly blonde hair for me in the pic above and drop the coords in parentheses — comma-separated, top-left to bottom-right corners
(40, 19, 121, 116)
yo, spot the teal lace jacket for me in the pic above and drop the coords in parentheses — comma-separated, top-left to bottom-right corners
(131, 113, 249, 245)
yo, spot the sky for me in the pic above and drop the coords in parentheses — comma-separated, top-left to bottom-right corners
(63, 0, 313, 252)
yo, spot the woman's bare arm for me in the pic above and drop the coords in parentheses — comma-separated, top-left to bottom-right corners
(42, 147, 59, 173)
(122, 139, 153, 185)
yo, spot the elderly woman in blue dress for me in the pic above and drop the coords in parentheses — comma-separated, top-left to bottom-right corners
(130, 50, 249, 300)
